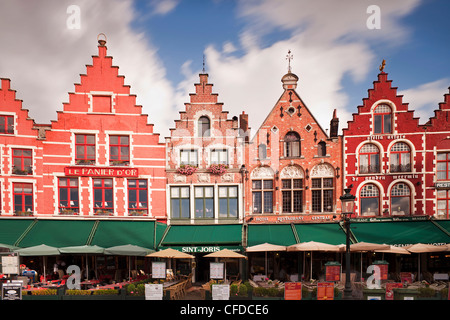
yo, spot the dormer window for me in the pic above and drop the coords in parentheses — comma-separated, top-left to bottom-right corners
(198, 116, 210, 137)
(284, 131, 300, 157)
(0, 115, 14, 134)
(373, 104, 392, 134)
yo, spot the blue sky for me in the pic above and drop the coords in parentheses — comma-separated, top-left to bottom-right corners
(0, 0, 448, 140)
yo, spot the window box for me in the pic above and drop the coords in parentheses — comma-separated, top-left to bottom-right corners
(59, 209, 78, 216)
(110, 160, 129, 166)
(12, 166, 32, 175)
(76, 159, 95, 165)
(128, 209, 147, 216)
(176, 164, 198, 176)
(94, 209, 113, 216)
(208, 164, 228, 175)
(14, 211, 34, 216)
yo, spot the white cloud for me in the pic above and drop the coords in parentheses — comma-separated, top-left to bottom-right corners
(196, 0, 423, 136)
(150, 0, 180, 16)
(0, 0, 175, 140)
(399, 79, 450, 124)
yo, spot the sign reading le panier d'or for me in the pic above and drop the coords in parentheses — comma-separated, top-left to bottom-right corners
(65, 166, 138, 177)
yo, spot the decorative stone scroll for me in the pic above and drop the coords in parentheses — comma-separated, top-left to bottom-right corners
(173, 174, 186, 183)
(250, 166, 275, 179)
(280, 165, 304, 179)
(310, 163, 334, 177)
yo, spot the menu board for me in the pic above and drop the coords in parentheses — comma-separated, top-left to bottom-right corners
(385, 283, 403, 300)
(325, 265, 341, 282)
(376, 264, 388, 280)
(210, 262, 224, 280)
(144, 284, 163, 300)
(1, 256, 19, 275)
(212, 284, 230, 300)
(284, 282, 302, 300)
(152, 262, 166, 279)
(317, 282, 334, 300)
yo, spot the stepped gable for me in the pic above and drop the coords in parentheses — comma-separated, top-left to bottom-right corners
(0, 78, 39, 137)
(425, 87, 450, 131)
(344, 71, 422, 135)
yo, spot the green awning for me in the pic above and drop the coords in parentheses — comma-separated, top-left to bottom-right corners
(293, 223, 347, 245)
(17, 219, 96, 248)
(350, 220, 450, 246)
(89, 220, 158, 249)
(0, 219, 36, 246)
(247, 224, 298, 247)
(161, 224, 242, 247)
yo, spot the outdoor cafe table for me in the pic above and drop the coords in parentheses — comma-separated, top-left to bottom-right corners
(80, 279, 100, 289)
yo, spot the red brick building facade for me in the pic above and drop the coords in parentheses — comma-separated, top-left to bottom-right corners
(165, 73, 247, 224)
(343, 69, 450, 219)
(0, 39, 166, 220)
(243, 70, 343, 224)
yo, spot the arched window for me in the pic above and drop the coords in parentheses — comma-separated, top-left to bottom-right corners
(391, 183, 411, 216)
(284, 131, 300, 157)
(317, 141, 327, 157)
(198, 116, 210, 137)
(360, 184, 380, 216)
(390, 142, 411, 172)
(374, 104, 392, 134)
(359, 144, 380, 174)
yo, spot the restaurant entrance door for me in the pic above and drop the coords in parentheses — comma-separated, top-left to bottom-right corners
(194, 252, 210, 283)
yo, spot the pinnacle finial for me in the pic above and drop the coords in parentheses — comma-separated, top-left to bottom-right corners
(97, 33, 107, 46)
(286, 50, 293, 73)
(202, 54, 206, 73)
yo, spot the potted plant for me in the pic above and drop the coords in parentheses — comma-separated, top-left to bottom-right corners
(176, 164, 198, 175)
(208, 164, 228, 175)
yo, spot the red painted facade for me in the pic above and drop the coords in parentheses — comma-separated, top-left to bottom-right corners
(0, 40, 166, 220)
(243, 71, 343, 224)
(343, 70, 450, 219)
(165, 73, 247, 224)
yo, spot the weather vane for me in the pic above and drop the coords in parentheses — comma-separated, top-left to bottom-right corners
(286, 50, 293, 73)
(379, 59, 386, 72)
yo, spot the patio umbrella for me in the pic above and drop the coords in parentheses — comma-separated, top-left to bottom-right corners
(15, 244, 60, 282)
(104, 244, 154, 256)
(350, 242, 390, 252)
(204, 249, 247, 259)
(0, 243, 19, 252)
(404, 243, 448, 281)
(287, 241, 342, 281)
(246, 243, 286, 278)
(59, 245, 105, 281)
(147, 248, 195, 279)
(204, 249, 247, 281)
(375, 245, 411, 255)
(146, 248, 194, 259)
(105, 245, 155, 281)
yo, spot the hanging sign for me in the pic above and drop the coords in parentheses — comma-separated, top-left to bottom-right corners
(65, 166, 138, 177)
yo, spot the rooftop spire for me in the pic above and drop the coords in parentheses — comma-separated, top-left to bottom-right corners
(202, 54, 206, 73)
(97, 33, 107, 46)
(286, 50, 293, 73)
